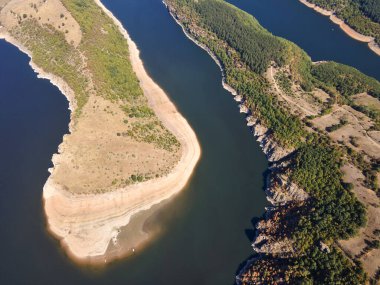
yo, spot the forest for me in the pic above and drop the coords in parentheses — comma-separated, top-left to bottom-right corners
(312, 62, 380, 99)
(354, 0, 380, 23)
(312, 62, 380, 130)
(307, 0, 380, 44)
(166, 0, 379, 283)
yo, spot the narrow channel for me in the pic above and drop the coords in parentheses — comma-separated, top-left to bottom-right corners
(227, 0, 380, 81)
(0, 0, 268, 284)
(3, 0, 377, 283)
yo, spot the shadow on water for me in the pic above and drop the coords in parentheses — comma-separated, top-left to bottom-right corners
(245, 217, 262, 243)
(234, 167, 271, 281)
(244, 167, 270, 243)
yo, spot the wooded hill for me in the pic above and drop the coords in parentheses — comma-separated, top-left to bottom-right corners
(166, 0, 379, 283)
(307, 0, 380, 44)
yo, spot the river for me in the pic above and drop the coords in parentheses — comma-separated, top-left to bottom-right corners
(227, 0, 380, 81)
(0, 0, 377, 284)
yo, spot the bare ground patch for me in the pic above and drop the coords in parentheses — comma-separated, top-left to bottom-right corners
(312, 105, 380, 159)
(0, 0, 81, 46)
(52, 95, 181, 194)
(353, 93, 380, 110)
(265, 65, 322, 118)
(339, 164, 380, 279)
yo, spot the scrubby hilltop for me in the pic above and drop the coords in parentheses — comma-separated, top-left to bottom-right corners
(0, 0, 200, 262)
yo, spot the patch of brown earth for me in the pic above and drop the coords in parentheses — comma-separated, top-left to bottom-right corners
(51, 95, 181, 195)
(312, 105, 380, 159)
(0, 0, 81, 46)
(353, 92, 380, 110)
(312, 88, 330, 103)
(266, 65, 322, 118)
(339, 164, 380, 279)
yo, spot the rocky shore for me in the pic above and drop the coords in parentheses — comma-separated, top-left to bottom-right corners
(163, 3, 309, 283)
(235, 119, 309, 284)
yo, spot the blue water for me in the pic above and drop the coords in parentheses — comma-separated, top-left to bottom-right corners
(227, 0, 380, 81)
(0, 0, 268, 284)
(0, 40, 73, 284)
(0, 0, 378, 284)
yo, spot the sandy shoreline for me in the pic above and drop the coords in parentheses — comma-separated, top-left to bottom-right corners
(43, 0, 201, 262)
(2, 0, 200, 263)
(299, 0, 380, 56)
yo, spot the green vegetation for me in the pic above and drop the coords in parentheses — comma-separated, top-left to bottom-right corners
(283, 141, 367, 284)
(312, 62, 380, 99)
(353, 104, 380, 130)
(347, 147, 379, 194)
(291, 143, 366, 247)
(307, 0, 380, 44)
(61, 0, 179, 151)
(325, 118, 348, 132)
(171, 0, 310, 146)
(189, 0, 314, 87)
(312, 62, 380, 129)
(166, 0, 378, 283)
(11, 0, 180, 152)
(11, 20, 88, 116)
(191, 1, 287, 75)
(127, 121, 180, 152)
(231, 68, 306, 146)
(130, 173, 144, 183)
(355, 0, 380, 23)
(61, 0, 143, 103)
(294, 246, 366, 284)
(275, 71, 293, 96)
(124, 105, 155, 118)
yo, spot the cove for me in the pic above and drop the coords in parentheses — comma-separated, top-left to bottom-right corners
(0, 40, 71, 284)
(226, 0, 380, 81)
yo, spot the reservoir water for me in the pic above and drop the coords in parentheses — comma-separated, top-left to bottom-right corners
(0, 0, 378, 284)
(227, 0, 380, 81)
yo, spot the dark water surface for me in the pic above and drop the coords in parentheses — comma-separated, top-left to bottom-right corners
(227, 0, 380, 81)
(0, 0, 268, 284)
(0, 0, 378, 284)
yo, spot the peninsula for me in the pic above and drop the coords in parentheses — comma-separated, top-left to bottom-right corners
(0, 0, 200, 263)
(165, 0, 380, 283)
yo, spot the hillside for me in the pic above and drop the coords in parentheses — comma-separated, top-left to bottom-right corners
(165, 0, 380, 283)
(0, 0, 200, 262)
(306, 0, 380, 45)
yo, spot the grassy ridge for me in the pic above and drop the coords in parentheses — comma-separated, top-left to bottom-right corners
(60, 0, 179, 151)
(61, 0, 144, 103)
(12, 20, 89, 116)
(11, 0, 179, 152)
